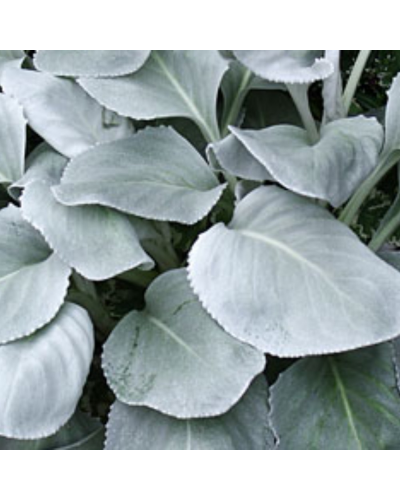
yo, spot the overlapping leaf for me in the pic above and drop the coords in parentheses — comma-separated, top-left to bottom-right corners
(34, 50, 150, 77)
(0, 411, 104, 450)
(103, 269, 265, 418)
(231, 116, 383, 207)
(20, 150, 154, 281)
(0, 303, 94, 439)
(79, 51, 228, 142)
(270, 344, 400, 449)
(53, 126, 226, 225)
(0, 94, 26, 184)
(233, 50, 334, 84)
(189, 186, 400, 356)
(2, 68, 133, 158)
(106, 376, 274, 450)
(0, 205, 71, 344)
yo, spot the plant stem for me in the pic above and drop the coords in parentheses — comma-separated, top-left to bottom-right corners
(369, 213, 400, 252)
(117, 269, 159, 288)
(339, 152, 400, 226)
(221, 68, 253, 137)
(287, 84, 319, 144)
(68, 290, 116, 336)
(343, 50, 371, 115)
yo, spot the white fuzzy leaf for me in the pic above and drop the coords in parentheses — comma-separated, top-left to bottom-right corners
(79, 51, 228, 142)
(0, 303, 94, 439)
(2, 68, 134, 158)
(0, 94, 26, 184)
(188, 186, 400, 356)
(0, 205, 70, 344)
(231, 116, 383, 207)
(106, 376, 274, 450)
(233, 50, 334, 84)
(270, 344, 400, 449)
(53, 127, 226, 225)
(103, 269, 265, 419)
(34, 50, 150, 77)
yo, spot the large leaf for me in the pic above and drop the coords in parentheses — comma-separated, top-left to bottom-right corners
(270, 344, 400, 449)
(0, 303, 94, 439)
(103, 269, 265, 418)
(79, 51, 228, 142)
(188, 186, 400, 356)
(0, 94, 26, 184)
(34, 50, 150, 77)
(105, 376, 274, 450)
(2, 68, 134, 158)
(53, 126, 226, 225)
(0, 411, 104, 450)
(0, 50, 24, 83)
(231, 116, 383, 207)
(21, 175, 154, 281)
(233, 50, 333, 84)
(0, 205, 71, 344)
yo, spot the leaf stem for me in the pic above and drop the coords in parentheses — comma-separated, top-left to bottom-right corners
(221, 68, 252, 137)
(287, 84, 319, 144)
(343, 50, 371, 115)
(339, 152, 400, 226)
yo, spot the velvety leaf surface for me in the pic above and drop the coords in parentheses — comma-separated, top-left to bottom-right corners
(21, 180, 154, 281)
(79, 51, 228, 142)
(212, 134, 273, 182)
(233, 50, 334, 84)
(231, 116, 383, 207)
(270, 344, 400, 449)
(106, 376, 274, 450)
(381, 72, 400, 161)
(34, 50, 150, 77)
(322, 50, 345, 123)
(188, 186, 400, 356)
(8, 143, 66, 200)
(0, 94, 26, 184)
(53, 127, 226, 225)
(0, 411, 104, 450)
(0, 50, 24, 83)
(103, 269, 265, 418)
(2, 68, 133, 158)
(0, 205, 71, 344)
(0, 303, 94, 440)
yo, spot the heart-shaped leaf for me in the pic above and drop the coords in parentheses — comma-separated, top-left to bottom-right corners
(103, 269, 265, 419)
(0, 303, 94, 439)
(231, 116, 383, 207)
(233, 50, 334, 84)
(0, 205, 71, 344)
(2, 68, 134, 158)
(53, 126, 226, 225)
(0, 94, 26, 184)
(188, 186, 400, 356)
(34, 50, 150, 77)
(79, 51, 228, 142)
(106, 376, 274, 450)
(270, 343, 400, 449)
(0, 411, 104, 450)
